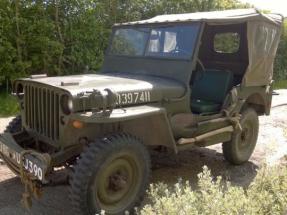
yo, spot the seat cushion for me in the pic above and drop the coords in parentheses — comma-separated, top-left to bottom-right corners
(191, 69, 233, 114)
(191, 99, 221, 114)
(192, 69, 233, 104)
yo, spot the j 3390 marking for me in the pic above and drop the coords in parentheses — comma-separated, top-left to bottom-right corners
(117, 91, 151, 105)
(0, 142, 43, 180)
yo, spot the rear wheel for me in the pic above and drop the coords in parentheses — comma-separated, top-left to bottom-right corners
(222, 108, 259, 165)
(70, 134, 150, 215)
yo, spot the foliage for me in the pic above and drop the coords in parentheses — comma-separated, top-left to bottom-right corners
(140, 165, 287, 215)
(214, 33, 240, 54)
(0, 0, 285, 87)
(1, 1, 286, 115)
(274, 20, 287, 81)
(0, 92, 19, 117)
(0, 0, 250, 85)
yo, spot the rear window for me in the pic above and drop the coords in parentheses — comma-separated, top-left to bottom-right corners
(214, 33, 240, 54)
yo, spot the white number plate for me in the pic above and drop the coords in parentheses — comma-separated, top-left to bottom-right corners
(0, 142, 43, 181)
(117, 91, 151, 105)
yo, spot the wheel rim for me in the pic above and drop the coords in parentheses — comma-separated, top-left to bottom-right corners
(89, 153, 141, 213)
(238, 119, 255, 151)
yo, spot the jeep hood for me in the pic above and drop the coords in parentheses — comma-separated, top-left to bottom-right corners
(18, 73, 186, 101)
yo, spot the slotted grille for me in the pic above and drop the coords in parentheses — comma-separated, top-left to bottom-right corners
(24, 84, 60, 140)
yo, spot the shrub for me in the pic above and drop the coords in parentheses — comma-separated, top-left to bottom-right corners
(140, 165, 287, 215)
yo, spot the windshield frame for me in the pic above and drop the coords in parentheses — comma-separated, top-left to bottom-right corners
(106, 22, 202, 61)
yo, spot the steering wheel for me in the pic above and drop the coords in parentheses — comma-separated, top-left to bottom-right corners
(197, 58, 206, 73)
(194, 59, 206, 81)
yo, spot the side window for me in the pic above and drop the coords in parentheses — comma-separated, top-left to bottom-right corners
(214, 33, 240, 54)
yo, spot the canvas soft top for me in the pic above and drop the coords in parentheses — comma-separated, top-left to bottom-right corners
(116, 9, 283, 27)
(115, 9, 284, 87)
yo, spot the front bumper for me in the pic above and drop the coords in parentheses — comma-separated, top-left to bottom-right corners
(0, 133, 50, 183)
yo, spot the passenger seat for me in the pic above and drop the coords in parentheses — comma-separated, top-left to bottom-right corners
(191, 69, 234, 114)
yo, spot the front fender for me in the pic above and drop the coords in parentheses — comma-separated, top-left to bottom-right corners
(70, 105, 177, 152)
(71, 105, 165, 123)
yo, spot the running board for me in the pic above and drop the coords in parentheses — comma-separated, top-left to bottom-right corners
(177, 126, 234, 146)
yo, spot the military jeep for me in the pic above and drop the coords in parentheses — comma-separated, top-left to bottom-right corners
(0, 9, 283, 214)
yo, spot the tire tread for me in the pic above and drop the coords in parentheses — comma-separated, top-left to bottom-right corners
(70, 133, 150, 215)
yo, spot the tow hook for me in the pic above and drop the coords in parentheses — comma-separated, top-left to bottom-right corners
(19, 150, 50, 209)
(21, 179, 43, 209)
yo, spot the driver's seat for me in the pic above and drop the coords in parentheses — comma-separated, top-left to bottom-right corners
(191, 69, 234, 114)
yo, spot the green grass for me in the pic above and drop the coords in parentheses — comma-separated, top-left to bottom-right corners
(274, 80, 287, 89)
(0, 92, 19, 117)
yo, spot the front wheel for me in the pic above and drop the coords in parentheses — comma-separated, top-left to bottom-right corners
(4, 116, 22, 133)
(70, 134, 151, 215)
(222, 108, 259, 165)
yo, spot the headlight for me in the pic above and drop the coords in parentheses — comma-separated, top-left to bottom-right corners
(60, 94, 73, 115)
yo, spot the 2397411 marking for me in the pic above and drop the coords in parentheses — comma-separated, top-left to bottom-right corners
(117, 91, 151, 105)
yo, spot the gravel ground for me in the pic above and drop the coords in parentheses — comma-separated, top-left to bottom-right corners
(0, 90, 287, 215)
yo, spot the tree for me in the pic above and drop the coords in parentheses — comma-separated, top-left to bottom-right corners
(274, 20, 287, 80)
(0, 0, 285, 92)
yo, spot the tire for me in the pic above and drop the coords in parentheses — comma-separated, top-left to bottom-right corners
(222, 108, 259, 165)
(70, 134, 151, 215)
(4, 116, 22, 133)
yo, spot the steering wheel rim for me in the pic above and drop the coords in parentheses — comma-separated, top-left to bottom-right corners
(194, 59, 206, 81)
(197, 58, 206, 73)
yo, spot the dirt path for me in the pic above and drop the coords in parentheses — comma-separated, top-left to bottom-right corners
(0, 90, 287, 215)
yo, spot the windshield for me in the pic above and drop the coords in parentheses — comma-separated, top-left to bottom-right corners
(109, 24, 200, 59)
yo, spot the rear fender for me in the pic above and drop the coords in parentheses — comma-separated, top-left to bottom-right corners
(237, 85, 272, 115)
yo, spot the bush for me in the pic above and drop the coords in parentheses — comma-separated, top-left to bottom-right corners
(140, 165, 287, 215)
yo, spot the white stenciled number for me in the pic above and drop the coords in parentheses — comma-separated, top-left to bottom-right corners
(29, 160, 33, 173)
(117, 94, 121, 105)
(127, 93, 133, 104)
(117, 91, 151, 105)
(134, 92, 139, 103)
(23, 158, 43, 180)
(139, 92, 145, 102)
(34, 164, 38, 177)
(38, 168, 43, 180)
(124, 93, 128, 104)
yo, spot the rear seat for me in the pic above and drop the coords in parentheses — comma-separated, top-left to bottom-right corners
(191, 69, 234, 114)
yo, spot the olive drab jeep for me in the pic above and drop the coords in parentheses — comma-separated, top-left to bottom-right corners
(0, 9, 283, 214)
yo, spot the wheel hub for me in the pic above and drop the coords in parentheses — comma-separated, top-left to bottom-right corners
(239, 122, 253, 148)
(90, 155, 141, 212)
(109, 170, 128, 192)
(241, 129, 248, 142)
